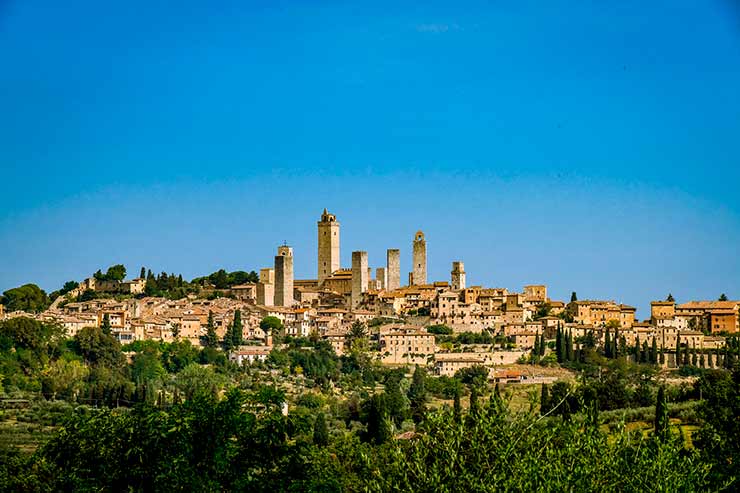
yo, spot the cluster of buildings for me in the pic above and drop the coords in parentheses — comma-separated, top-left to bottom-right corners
(2, 209, 738, 377)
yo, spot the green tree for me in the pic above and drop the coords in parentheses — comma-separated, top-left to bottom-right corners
(666, 293, 675, 302)
(540, 383, 550, 415)
(231, 309, 243, 348)
(555, 326, 564, 363)
(719, 293, 728, 301)
(101, 313, 111, 335)
(73, 327, 125, 368)
(385, 372, 409, 428)
(468, 384, 480, 418)
(570, 291, 577, 302)
(260, 316, 284, 340)
(103, 264, 127, 281)
(408, 365, 427, 423)
(654, 385, 669, 441)
(426, 324, 453, 335)
(41, 359, 89, 400)
(366, 393, 392, 445)
(1, 283, 49, 312)
(205, 311, 218, 347)
(313, 412, 329, 446)
(140, 266, 146, 279)
(453, 386, 462, 423)
(347, 321, 368, 348)
(173, 363, 226, 400)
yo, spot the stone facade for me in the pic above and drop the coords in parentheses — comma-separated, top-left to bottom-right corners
(376, 267, 387, 290)
(386, 249, 400, 291)
(317, 209, 340, 285)
(274, 245, 294, 307)
(451, 261, 466, 290)
(257, 268, 275, 306)
(411, 231, 427, 285)
(351, 251, 368, 309)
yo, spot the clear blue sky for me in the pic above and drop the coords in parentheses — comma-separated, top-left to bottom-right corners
(1, 0, 739, 318)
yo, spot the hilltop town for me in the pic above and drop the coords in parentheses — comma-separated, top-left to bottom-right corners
(2, 208, 736, 378)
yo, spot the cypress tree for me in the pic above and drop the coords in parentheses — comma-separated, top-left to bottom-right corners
(565, 330, 574, 362)
(612, 327, 621, 358)
(490, 384, 504, 417)
(101, 313, 111, 335)
(540, 333, 547, 356)
(408, 366, 427, 423)
(650, 337, 658, 364)
(641, 340, 649, 364)
(682, 344, 690, 366)
(654, 385, 669, 441)
(453, 386, 462, 423)
(540, 384, 550, 415)
(691, 343, 698, 367)
(139, 266, 146, 279)
(604, 328, 612, 358)
(555, 326, 563, 363)
(715, 347, 722, 368)
(675, 336, 682, 366)
(468, 384, 480, 419)
(313, 412, 329, 446)
(699, 351, 705, 368)
(205, 310, 218, 348)
(231, 309, 243, 348)
(367, 393, 392, 445)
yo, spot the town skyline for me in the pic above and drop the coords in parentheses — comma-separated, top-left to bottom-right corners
(3, 205, 737, 321)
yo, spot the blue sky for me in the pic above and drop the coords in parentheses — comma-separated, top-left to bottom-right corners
(1, 0, 739, 318)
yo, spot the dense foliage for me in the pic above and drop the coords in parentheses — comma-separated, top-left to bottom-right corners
(1, 284, 49, 313)
(2, 316, 740, 491)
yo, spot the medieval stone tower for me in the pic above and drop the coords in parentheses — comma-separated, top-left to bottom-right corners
(411, 230, 427, 285)
(386, 249, 400, 291)
(451, 261, 466, 290)
(317, 209, 340, 285)
(351, 251, 368, 309)
(274, 245, 294, 307)
(256, 267, 275, 305)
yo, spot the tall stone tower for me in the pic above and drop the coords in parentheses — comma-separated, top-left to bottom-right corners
(317, 209, 340, 285)
(412, 231, 427, 285)
(351, 251, 368, 309)
(451, 261, 466, 290)
(256, 267, 275, 305)
(376, 267, 387, 290)
(386, 249, 400, 291)
(274, 245, 294, 307)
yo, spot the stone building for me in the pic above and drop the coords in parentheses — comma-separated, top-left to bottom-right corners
(523, 285, 547, 303)
(451, 261, 466, 290)
(376, 267, 387, 290)
(351, 251, 368, 309)
(274, 245, 294, 307)
(379, 325, 436, 365)
(317, 209, 340, 286)
(411, 231, 427, 285)
(321, 269, 353, 296)
(257, 268, 275, 306)
(386, 249, 401, 291)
